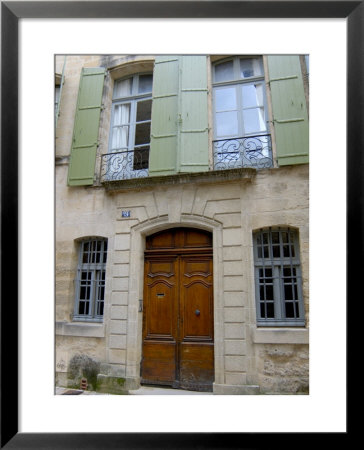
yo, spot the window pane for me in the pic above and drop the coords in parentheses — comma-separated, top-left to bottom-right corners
(260, 285, 265, 299)
(283, 245, 292, 257)
(113, 103, 130, 126)
(81, 271, 92, 281)
(135, 122, 151, 146)
(136, 99, 152, 122)
(97, 302, 104, 316)
(284, 284, 293, 300)
(78, 301, 89, 315)
(112, 104, 131, 150)
(216, 111, 239, 137)
(243, 108, 267, 134)
(241, 84, 264, 108)
(271, 232, 280, 244)
(265, 285, 274, 300)
(214, 60, 234, 82)
(260, 303, 266, 318)
(114, 77, 133, 98)
(240, 58, 263, 78)
(111, 126, 129, 150)
(82, 242, 89, 263)
(138, 74, 153, 93)
(285, 302, 295, 318)
(103, 242, 108, 263)
(133, 146, 149, 170)
(273, 245, 280, 258)
(266, 303, 274, 318)
(215, 87, 237, 111)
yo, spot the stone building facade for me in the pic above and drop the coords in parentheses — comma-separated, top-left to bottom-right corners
(55, 54, 309, 394)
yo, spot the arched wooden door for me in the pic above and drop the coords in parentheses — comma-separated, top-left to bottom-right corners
(141, 228, 214, 392)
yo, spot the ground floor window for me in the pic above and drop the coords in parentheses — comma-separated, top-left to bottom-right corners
(73, 238, 108, 322)
(253, 227, 305, 326)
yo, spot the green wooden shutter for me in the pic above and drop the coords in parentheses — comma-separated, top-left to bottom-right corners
(68, 67, 106, 186)
(149, 55, 209, 176)
(267, 55, 309, 166)
(179, 56, 209, 172)
(149, 56, 179, 176)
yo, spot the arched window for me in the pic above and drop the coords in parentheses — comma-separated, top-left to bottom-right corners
(106, 73, 153, 179)
(73, 238, 108, 321)
(253, 227, 305, 326)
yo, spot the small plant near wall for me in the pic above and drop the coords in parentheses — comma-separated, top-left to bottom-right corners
(68, 354, 100, 391)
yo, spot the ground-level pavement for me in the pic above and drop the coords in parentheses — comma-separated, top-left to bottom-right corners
(55, 386, 212, 395)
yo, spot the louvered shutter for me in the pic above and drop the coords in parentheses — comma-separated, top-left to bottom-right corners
(68, 67, 106, 186)
(267, 55, 309, 166)
(149, 56, 209, 175)
(149, 56, 179, 176)
(179, 56, 209, 172)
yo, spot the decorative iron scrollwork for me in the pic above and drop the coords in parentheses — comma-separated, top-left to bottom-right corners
(100, 149, 149, 182)
(213, 135, 273, 170)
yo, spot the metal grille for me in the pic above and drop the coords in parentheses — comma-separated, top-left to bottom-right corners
(213, 135, 273, 170)
(254, 228, 304, 326)
(74, 238, 108, 321)
(100, 149, 149, 182)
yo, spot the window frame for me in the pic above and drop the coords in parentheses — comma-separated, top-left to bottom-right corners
(73, 238, 108, 323)
(253, 227, 305, 327)
(212, 56, 269, 140)
(108, 72, 153, 176)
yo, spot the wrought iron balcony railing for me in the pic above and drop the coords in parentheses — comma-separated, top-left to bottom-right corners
(213, 134, 273, 170)
(100, 148, 149, 182)
(100, 135, 273, 183)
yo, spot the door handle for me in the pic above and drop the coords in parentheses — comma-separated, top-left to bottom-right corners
(195, 309, 200, 316)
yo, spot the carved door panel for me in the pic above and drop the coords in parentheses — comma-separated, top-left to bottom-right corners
(179, 256, 214, 391)
(141, 257, 178, 386)
(141, 228, 214, 392)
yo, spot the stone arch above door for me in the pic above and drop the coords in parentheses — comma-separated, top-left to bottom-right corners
(125, 215, 225, 389)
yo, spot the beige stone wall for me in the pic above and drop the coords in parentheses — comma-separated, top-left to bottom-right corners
(55, 55, 309, 394)
(55, 165, 309, 393)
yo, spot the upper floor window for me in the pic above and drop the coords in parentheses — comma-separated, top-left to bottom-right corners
(253, 228, 305, 327)
(73, 238, 108, 322)
(212, 57, 272, 170)
(106, 73, 153, 179)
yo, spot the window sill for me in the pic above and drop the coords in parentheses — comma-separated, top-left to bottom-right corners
(56, 321, 105, 338)
(101, 167, 256, 192)
(252, 327, 309, 344)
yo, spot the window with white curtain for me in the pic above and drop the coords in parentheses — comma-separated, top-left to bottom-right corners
(108, 73, 153, 177)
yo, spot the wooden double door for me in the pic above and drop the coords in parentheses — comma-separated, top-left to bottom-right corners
(141, 228, 214, 392)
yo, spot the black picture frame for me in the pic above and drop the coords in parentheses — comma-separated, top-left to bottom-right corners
(1, 1, 360, 448)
